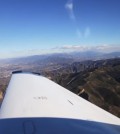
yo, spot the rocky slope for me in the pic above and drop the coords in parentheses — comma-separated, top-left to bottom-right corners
(46, 58, 120, 117)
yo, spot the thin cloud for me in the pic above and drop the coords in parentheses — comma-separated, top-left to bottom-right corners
(76, 29, 82, 38)
(65, 0, 75, 20)
(65, 0, 91, 39)
(53, 44, 120, 53)
(55, 45, 90, 51)
(76, 27, 91, 39)
(60, 45, 84, 50)
(94, 44, 120, 52)
(84, 27, 91, 38)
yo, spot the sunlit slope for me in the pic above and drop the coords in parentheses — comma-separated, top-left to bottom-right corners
(52, 65, 120, 117)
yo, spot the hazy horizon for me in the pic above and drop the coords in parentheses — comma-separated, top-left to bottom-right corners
(0, 47, 120, 60)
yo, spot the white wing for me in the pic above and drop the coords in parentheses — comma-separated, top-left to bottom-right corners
(0, 72, 120, 134)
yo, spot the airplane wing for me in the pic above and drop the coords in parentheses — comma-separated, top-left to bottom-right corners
(0, 72, 120, 134)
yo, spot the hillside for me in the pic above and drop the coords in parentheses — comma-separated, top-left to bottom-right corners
(47, 59, 120, 117)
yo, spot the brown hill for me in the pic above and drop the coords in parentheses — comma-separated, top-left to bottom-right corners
(48, 61, 120, 117)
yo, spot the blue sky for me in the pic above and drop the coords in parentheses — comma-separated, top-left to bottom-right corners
(0, 0, 120, 58)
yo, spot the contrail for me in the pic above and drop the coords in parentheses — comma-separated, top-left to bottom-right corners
(65, 0, 91, 39)
(65, 0, 75, 21)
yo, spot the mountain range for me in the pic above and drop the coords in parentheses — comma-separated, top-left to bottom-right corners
(1, 51, 120, 65)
